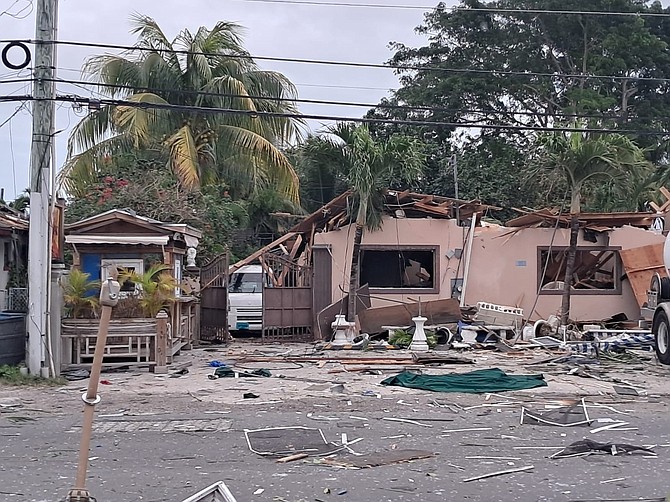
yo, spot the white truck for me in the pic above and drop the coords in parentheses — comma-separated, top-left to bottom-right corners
(227, 264, 266, 332)
(648, 233, 670, 365)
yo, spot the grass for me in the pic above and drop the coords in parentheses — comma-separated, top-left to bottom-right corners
(0, 365, 66, 386)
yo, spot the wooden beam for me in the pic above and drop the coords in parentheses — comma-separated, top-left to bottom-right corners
(258, 255, 279, 287)
(278, 235, 304, 285)
(228, 232, 297, 274)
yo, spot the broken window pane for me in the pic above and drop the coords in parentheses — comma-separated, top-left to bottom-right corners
(360, 248, 436, 290)
(538, 247, 620, 294)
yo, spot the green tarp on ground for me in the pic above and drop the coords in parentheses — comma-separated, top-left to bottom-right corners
(380, 368, 547, 394)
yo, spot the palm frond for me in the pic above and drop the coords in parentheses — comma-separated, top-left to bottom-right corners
(83, 55, 145, 95)
(165, 125, 203, 189)
(59, 134, 133, 196)
(67, 105, 115, 157)
(112, 92, 170, 147)
(217, 125, 299, 202)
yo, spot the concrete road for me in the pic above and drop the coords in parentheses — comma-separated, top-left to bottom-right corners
(1, 388, 669, 502)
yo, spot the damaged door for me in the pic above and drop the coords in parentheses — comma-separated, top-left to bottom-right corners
(261, 253, 313, 342)
(200, 253, 229, 342)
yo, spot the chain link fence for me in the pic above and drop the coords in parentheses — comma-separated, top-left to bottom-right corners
(6, 288, 28, 312)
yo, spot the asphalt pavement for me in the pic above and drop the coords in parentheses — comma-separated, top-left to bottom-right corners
(1, 384, 669, 502)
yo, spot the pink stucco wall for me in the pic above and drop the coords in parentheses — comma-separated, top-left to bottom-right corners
(313, 216, 666, 322)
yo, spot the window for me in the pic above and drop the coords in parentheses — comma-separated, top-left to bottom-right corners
(228, 272, 264, 293)
(538, 247, 621, 295)
(101, 259, 144, 295)
(359, 246, 438, 292)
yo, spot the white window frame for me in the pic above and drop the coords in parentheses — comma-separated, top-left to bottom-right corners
(101, 259, 144, 297)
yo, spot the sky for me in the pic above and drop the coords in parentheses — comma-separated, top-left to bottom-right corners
(0, 0, 453, 201)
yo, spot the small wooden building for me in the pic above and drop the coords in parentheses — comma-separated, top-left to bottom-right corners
(62, 209, 202, 368)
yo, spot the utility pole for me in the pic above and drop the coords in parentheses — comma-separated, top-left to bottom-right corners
(27, 0, 58, 376)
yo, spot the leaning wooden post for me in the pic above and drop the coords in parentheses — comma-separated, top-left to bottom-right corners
(151, 311, 169, 374)
(66, 274, 120, 502)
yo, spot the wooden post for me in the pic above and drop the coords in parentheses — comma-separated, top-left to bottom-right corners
(151, 311, 169, 374)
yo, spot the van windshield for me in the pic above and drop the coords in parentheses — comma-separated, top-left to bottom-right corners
(228, 272, 264, 293)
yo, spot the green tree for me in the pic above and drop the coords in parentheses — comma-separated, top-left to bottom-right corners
(367, 0, 670, 212)
(384, 0, 669, 134)
(62, 14, 302, 201)
(534, 127, 652, 325)
(64, 150, 249, 264)
(298, 124, 425, 321)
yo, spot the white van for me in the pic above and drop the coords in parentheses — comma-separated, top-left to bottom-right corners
(227, 264, 267, 332)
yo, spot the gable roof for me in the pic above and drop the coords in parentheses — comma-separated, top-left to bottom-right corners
(65, 209, 202, 239)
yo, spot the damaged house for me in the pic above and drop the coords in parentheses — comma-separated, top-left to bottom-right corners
(232, 191, 666, 341)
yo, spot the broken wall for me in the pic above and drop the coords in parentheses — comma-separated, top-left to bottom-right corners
(314, 217, 665, 322)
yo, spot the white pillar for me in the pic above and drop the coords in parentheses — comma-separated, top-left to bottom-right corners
(26, 0, 58, 375)
(410, 315, 429, 352)
(331, 314, 355, 345)
(27, 194, 49, 374)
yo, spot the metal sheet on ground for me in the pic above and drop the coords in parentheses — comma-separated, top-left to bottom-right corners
(244, 426, 343, 457)
(181, 481, 238, 502)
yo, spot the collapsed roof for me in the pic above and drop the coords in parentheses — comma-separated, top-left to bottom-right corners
(507, 207, 658, 232)
(229, 190, 499, 274)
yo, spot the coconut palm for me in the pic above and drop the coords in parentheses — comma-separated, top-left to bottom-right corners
(537, 128, 653, 326)
(61, 15, 302, 201)
(299, 123, 425, 321)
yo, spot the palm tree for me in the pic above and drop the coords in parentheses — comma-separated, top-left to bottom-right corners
(61, 14, 302, 201)
(118, 263, 177, 318)
(537, 128, 653, 326)
(299, 123, 425, 321)
(63, 269, 100, 319)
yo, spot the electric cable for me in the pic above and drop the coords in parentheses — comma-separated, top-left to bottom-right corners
(5, 38, 670, 83)
(230, 0, 670, 17)
(50, 76, 656, 122)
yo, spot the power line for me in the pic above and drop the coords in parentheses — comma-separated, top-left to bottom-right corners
(1, 91, 667, 136)
(45, 93, 670, 136)
(231, 0, 670, 16)
(6, 38, 670, 84)
(50, 76, 657, 122)
(52, 66, 397, 91)
(0, 0, 33, 19)
(0, 102, 25, 129)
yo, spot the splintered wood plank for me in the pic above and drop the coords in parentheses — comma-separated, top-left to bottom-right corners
(620, 244, 666, 307)
(321, 449, 435, 469)
(228, 232, 297, 274)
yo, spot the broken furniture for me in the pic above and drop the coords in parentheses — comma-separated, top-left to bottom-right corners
(471, 302, 524, 341)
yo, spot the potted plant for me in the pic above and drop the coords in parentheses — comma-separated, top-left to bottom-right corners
(62, 269, 100, 319)
(118, 263, 177, 318)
